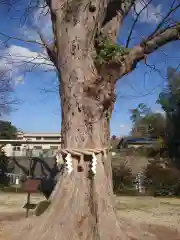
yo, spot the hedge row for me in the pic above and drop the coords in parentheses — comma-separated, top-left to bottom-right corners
(113, 158, 180, 196)
(1, 159, 180, 197)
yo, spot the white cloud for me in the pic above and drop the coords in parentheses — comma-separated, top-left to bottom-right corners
(0, 4, 54, 86)
(133, 0, 162, 24)
(0, 45, 54, 84)
(120, 124, 126, 128)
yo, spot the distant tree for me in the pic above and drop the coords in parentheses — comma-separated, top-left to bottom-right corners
(130, 103, 152, 124)
(139, 113, 166, 138)
(158, 68, 180, 113)
(0, 121, 17, 185)
(158, 68, 180, 166)
(157, 67, 180, 138)
(0, 70, 15, 116)
(111, 135, 120, 150)
(0, 150, 10, 185)
(130, 104, 166, 138)
(111, 135, 117, 140)
(0, 120, 18, 139)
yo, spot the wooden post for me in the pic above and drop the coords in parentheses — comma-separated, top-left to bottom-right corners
(26, 146, 31, 218)
(26, 192, 31, 218)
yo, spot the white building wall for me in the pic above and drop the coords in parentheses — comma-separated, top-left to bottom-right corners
(1, 132, 62, 157)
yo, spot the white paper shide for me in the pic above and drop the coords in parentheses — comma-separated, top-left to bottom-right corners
(65, 153, 73, 174)
(91, 153, 97, 174)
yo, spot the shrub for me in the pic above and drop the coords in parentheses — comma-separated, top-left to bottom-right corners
(144, 159, 180, 196)
(112, 162, 134, 195)
(128, 145, 169, 158)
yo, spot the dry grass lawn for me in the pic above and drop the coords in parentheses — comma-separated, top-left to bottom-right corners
(116, 196, 180, 229)
(0, 192, 180, 239)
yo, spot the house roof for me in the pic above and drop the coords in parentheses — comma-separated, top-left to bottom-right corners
(17, 132, 61, 137)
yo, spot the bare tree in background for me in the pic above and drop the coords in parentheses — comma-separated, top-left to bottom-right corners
(0, 69, 15, 116)
(1, 0, 180, 239)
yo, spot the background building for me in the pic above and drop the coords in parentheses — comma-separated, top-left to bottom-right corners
(2, 132, 62, 157)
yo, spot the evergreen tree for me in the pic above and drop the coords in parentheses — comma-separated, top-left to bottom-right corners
(0, 150, 10, 185)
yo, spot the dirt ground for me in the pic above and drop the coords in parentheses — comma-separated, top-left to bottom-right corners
(0, 193, 45, 223)
(0, 193, 180, 239)
(115, 196, 180, 240)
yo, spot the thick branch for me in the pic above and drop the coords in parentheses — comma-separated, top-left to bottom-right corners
(11, 157, 29, 175)
(49, 0, 67, 12)
(124, 25, 180, 74)
(101, 0, 135, 41)
(100, 25, 180, 82)
(11, 156, 59, 178)
(102, 0, 135, 26)
(126, 0, 153, 47)
(142, 25, 180, 54)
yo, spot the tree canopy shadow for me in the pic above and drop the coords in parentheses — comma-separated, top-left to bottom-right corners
(10, 156, 64, 199)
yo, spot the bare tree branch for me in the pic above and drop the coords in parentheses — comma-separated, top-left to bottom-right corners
(126, 0, 153, 48)
(11, 157, 29, 175)
(37, 29, 58, 68)
(148, 1, 180, 39)
(0, 70, 18, 116)
(101, 25, 180, 82)
(0, 32, 44, 46)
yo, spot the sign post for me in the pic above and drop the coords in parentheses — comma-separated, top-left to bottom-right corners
(22, 179, 41, 218)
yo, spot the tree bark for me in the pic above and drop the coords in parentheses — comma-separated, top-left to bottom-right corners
(59, 53, 114, 193)
(54, 15, 115, 193)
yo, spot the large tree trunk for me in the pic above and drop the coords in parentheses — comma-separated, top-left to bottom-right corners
(4, 4, 159, 240)
(57, 18, 114, 194)
(60, 61, 114, 193)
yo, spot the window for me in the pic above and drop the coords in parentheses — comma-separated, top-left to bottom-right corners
(13, 146, 21, 151)
(50, 146, 58, 149)
(36, 137, 41, 140)
(43, 137, 60, 140)
(34, 146, 42, 150)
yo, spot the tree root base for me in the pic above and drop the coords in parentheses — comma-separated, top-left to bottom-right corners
(3, 157, 159, 240)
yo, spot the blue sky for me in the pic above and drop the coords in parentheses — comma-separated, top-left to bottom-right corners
(0, 0, 180, 136)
